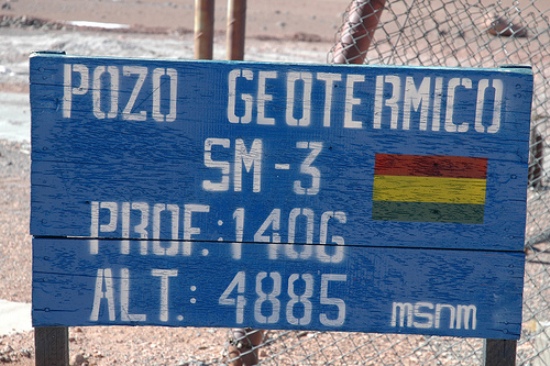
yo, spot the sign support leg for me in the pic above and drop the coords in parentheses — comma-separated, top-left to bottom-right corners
(483, 339, 517, 366)
(194, 0, 215, 59)
(35, 327, 69, 366)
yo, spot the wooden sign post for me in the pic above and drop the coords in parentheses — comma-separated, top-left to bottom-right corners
(30, 54, 532, 363)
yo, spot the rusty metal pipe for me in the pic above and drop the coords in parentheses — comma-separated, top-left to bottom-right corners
(228, 328, 264, 366)
(227, 0, 247, 60)
(194, 0, 215, 59)
(332, 0, 386, 64)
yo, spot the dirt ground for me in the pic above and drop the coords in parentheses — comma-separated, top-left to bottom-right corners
(4, 0, 548, 42)
(0, 0, 346, 41)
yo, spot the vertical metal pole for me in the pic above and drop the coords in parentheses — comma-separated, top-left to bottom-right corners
(194, 0, 215, 59)
(332, 0, 386, 64)
(483, 339, 517, 366)
(226, 3, 254, 364)
(226, 0, 247, 60)
(35, 327, 69, 366)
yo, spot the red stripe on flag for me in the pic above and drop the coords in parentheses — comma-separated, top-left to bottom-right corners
(374, 154, 487, 179)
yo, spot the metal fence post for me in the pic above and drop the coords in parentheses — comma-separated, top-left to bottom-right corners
(226, 0, 246, 60)
(194, 0, 215, 59)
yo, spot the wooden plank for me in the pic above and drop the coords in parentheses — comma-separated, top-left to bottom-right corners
(32, 238, 524, 339)
(29, 55, 532, 253)
(34, 327, 69, 366)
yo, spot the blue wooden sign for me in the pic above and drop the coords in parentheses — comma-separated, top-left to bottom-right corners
(30, 53, 532, 339)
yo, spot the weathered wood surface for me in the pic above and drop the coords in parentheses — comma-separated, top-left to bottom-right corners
(33, 238, 524, 339)
(30, 56, 532, 251)
(30, 54, 532, 339)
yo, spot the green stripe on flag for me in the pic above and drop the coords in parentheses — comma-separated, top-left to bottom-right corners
(372, 201, 485, 224)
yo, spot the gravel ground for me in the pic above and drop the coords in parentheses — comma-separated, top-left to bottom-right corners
(0, 140, 30, 304)
(0, 140, 33, 365)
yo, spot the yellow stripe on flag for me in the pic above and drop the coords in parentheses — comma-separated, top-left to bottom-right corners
(373, 175, 486, 204)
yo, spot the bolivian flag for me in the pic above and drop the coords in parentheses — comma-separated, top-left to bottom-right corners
(372, 154, 487, 224)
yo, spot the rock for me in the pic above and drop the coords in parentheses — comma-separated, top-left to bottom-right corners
(0, 345, 13, 355)
(0, 355, 12, 363)
(19, 348, 31, 358)
(292, 32, 322, 42)
(486, 14, 528, 37)
(69, 353, 88, 366)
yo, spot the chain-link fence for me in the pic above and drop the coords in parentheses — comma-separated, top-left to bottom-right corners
(227, 0, 550, 365)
